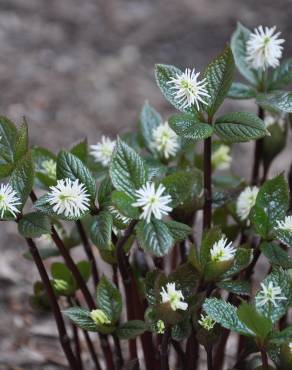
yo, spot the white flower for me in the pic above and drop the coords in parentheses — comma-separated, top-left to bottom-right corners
(289, 342, 292, 352)
(47, 178, 90, 218)
(0, 183, 21, 218)
(90, 136, 116, 167)
(210, 237, 236, 262)
(41, 159, 56, 179)
(276, 216, 292, 232)
(198, 314, 216, 331)
(211, 145, 232, 170)
(246, 26, 285, 70)
(152, 121, 179, 159)
(160, 282, 188, 311)
(256, 281, 287, 307)
(132, 182, 172, 223)
(236, 186, 259, 221)
(167, 68, 210, 110)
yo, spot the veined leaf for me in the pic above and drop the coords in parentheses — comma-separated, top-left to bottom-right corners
(139, 102, 162, 151)
(91, 211, 113, 250)
(96, 276, 122, 323)
(268, 59, 292, 89)
(64, 307, 97, 331)
(214, 112, 266, 142)
(257, 91, 292, 113)
(136, 219, 173, 257)
(169, 113, 213, 140)
(228, 82, 256, 99)
(204, 46, 235, 116)
(18, 212, 51, 238)
(116, 320, 147, 340)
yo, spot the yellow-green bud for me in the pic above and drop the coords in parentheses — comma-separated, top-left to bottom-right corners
(211, 145, 231, 171)
(156, 320, 165, 334)
(198, 314, 216, 331)
(90, 309, 111, 325)
(53, 279, 69, 292)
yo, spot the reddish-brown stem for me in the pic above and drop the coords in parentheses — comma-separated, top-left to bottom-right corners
(251, 107, 265, 185)
(203, 135, 212, 230)
(25, 238, 78, 370)
(76, 219, 99, 287)
(74, 297, 101, 370)
(30, 191, 115, 370)
(160, 327, 171, 370)
(186, 330, 199, 369)
(206, 346, 213, 370)
(260, 347, 269, 370)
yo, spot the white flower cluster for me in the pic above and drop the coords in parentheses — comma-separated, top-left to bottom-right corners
(0, 183, 21, 219)
(211, 145, 232, 171)
(256, 281, 287, 307)
(276, 216, 292, 232)
(236, 186, 259, 221)
(90, 136, 116, 167)
(168, 68, 209, 110)
(210, 237, 236, 262)
(47, 178, 90, 218)
(160, 282, 188, 311)
(132, 182, 172, 223)
(41, 159, 57, 179)
(246, 26, 284, 70)
(152, 121, 179, 159)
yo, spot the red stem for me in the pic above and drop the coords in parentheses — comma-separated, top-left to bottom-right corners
(203, 136, 212, 230)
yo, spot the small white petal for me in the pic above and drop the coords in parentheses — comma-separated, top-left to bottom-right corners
(236, 186, 259, 221)
(275, 216, 292, 232)
(132, 182, 172, 223)
(0, 184, 21, 219)
(210, 237, 236, 262)
(160, 282, 188, 311)
(152, 121, 179, 159)
(90, 136, 116, 167)
(47, 178, 90, 218)
(168, 68, 210, 111)
(246, 25, 285, 70)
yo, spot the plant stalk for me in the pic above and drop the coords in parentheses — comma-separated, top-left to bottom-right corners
(160, 327, 171, 370)
(25, 238, 78, 370)
(203, 136, 212, 230)
(76, 219, 99, 287)
(251, 107, 265, 185)
(260, 347, 269, 370)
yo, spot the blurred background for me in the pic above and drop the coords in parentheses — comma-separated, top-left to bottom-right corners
(0, 0, 292, 369)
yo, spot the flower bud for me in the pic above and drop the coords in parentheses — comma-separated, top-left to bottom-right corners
(90, 309, 111, 325)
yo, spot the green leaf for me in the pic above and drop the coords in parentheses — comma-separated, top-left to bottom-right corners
(139, 102, 162, 151)
(110, 139, 147, 197)
(171, 318, 192, 341)
(237, 302, 272, 340)
(203, 298, 252, 336)
(255, 268, 292, 323)
(70, 139, 88, 163)
(223, 247, 253, 277)
(10, 151, 34, 207)
(32, 146, 57, 187)
(0, 116, 17, 178)
(204, 46, 235, 116)
(64, 307, 97, 331)
(269, 325, 292, 345)
(260, 242, 292, 269)
(111, 190, 139, 219)
(230, 23, 258, 85)
(97, 177, 114, 208)
(250, 174, 289, 238)
(165, 220, 192, 241)
(96, 276, 122, 323)
(169, 262, 200, 299)
(217, 280, 251, 296)
(262, 123, 286, 171)
(18, 212, 51, 238)
(116, 320, 147, 340)
(154, 64, 198, 114)
(77, 260, 92, 283)
(57, 151, 96, 202)
(257, 91, 292, 113)
(14, 120, 29, 162)
(90, 211, 113, 250)
(228, 82, 256, 99)
(274, 228, 292, 248)
(169, 113, 213, 140)
(51, 262, 73, 284)
(214, 112, 266, 142)
(136, 219, 173, 257)
(162, 170, 198, 208)
(268, 59, 292, 90)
